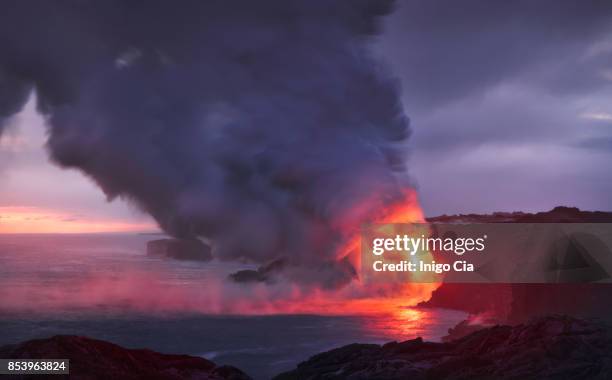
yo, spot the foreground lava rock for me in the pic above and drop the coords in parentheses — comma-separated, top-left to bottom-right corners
(274, 316, 612, 380)
(0, 335, 251, 380)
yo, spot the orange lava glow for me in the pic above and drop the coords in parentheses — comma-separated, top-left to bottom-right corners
(325, 188, 439, 315)
(268, 283, 438, 316)
(0, 206, 155, 234)
(339, 189, 425, 265)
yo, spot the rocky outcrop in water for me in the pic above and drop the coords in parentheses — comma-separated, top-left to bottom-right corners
(229, 258, 288, 283)
(0, 335, 251, 380)
(274, 316, 612, 380)
(147, 238, 212, 261)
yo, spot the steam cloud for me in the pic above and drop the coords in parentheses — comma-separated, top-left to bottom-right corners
(0, 0, 414, 288)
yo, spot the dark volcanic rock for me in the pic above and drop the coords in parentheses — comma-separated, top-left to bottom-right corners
(229, 258, 288, 283)
(418, 283, 514, 318)
(147, 238, 212, 261)
(508, 283, 612, 322)
(0, 335, 251, 380)
(442, 316, 498, 342)
(274, 316, 612, 380)
(421, 283, 612, 326)
(229, 269, 265, 283)
(426, 206, 612, 224)
(516, 206, 612, 223)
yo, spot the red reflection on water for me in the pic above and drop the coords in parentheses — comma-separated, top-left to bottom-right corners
(0, 267, 438, 316)
(364, 308, 426, 337)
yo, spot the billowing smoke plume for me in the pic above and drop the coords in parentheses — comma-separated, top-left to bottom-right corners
(0, 0, 415, 287)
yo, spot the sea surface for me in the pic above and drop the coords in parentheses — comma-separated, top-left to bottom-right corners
(0, 234, 466, 379)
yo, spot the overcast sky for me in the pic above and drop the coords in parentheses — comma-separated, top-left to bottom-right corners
(1, 0, 611, 231)
(378, 0, 612, 215)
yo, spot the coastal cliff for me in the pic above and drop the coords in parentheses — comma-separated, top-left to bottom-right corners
(420, 206, 612, 323)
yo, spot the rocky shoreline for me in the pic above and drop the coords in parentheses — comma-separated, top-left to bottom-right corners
(275, 316, 612, 380)
(0, 335, 250, 380)
(2, 316, 611, 380)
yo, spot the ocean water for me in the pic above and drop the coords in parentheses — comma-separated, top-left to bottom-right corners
(0, 234, 466, 379)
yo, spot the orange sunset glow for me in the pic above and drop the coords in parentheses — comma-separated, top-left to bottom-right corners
(0, 206, 156, 234)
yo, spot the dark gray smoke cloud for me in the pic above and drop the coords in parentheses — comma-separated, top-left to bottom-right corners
(381, 0, 612, 109)
(0, 0, 413, 287)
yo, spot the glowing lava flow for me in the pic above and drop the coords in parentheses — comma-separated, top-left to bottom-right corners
(339, 189, 426, 269)
(291, 188, 440, 315)
(201, 188, 440, 317)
